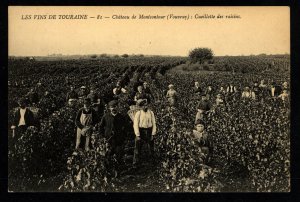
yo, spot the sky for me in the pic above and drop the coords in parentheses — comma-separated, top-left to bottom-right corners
(8, 6, 290, 57)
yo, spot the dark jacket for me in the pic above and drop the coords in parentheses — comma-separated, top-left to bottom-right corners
(75, 108, 98, 129)
(99, 112, 127, 145)
(13, 108, 35, 127)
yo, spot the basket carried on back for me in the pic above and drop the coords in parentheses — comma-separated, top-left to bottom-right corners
(127, 105, 141, 122)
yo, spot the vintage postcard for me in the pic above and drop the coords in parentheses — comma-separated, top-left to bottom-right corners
(8, 6, 290, 192)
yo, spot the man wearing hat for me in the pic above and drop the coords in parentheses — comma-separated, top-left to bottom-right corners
(133, 99, 157, 166)
(99, 100, 128, 169)
(75, 98, 98, 151)
(11, 98, 35, 139)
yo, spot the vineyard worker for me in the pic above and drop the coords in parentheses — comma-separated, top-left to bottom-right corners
(66, 86, 78, 104)
(215, 93, 225, 106)
(226, 83, 237, 95)
(78, 86, 88, 103)
(192, 120, 212, 163)
(241, 87, 256, 100)
(166, 84, 178, 107)
(87, 87, 104, 118)
(113, 81, 127, 95)
(99, 100, 127, 169)
(134, 85, 150, 103)
(252, 81, 261, 100)
(11, 98, 35, 139)
(75, 98, 98, 151)
(259, 79, 267, 88)
(133, 99, 157, 167)
(143, 82, 154, 102)
(258, 79, 269, 99)
(278, 89, 289, 103)
(193, 81, 202, 95)
(218, 86, 226, 96)
(195, 94, 211, 124)
(282, 81, 289, 92)
(270, 82, 282, 98)
(205, 84, 214, 100)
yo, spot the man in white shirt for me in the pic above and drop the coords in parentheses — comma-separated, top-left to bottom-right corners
(133, 99, 157, 166)
(11, 98, 35, 139)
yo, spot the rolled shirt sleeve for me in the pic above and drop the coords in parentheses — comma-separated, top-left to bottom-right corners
(133, 111, 140, 136)
(151, 111, 157, 136)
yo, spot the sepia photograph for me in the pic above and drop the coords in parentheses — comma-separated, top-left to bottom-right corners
(8, 6, 290, 192)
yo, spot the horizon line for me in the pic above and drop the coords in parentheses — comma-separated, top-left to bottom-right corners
(8, 53, 290, 58)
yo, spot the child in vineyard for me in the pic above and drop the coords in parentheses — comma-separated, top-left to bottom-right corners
(192, 120, 212, 163)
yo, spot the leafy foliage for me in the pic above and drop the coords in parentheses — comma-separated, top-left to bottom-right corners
(8, 56, 290, 192)
(189, 48, 214, 64)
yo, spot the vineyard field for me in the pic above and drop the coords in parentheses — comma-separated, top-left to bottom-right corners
(8, 55, 290, 192)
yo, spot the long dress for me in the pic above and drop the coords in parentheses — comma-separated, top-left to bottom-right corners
(166, 89, 177, 107)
